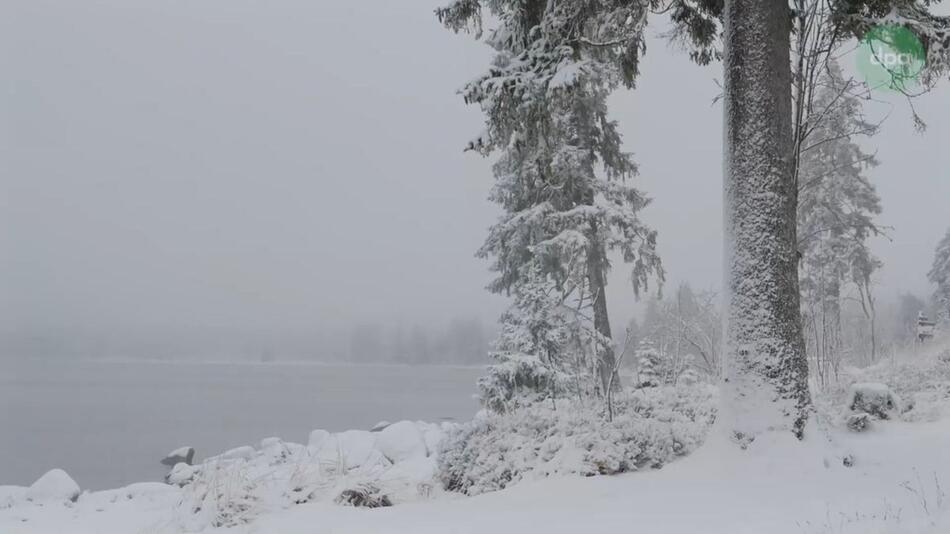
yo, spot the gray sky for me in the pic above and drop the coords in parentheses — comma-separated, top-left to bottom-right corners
(3, 1, 949, 352)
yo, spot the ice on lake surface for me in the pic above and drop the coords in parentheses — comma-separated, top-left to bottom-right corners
(0, 359, 482, 490)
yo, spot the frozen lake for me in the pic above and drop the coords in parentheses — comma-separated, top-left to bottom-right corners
(0, 359, 482, 490)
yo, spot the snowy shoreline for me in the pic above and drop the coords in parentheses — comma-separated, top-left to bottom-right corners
(5, 415, 950, 533)
(6, 356, 950, 533)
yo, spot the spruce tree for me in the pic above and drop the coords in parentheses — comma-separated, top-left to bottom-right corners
(437, 0, 663, 395)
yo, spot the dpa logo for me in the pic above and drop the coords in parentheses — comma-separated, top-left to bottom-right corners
(857, 25, 925, 92)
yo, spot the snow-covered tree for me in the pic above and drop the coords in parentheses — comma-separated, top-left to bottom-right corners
(640, 284, 721, 379)
(478, 261, 595, 412)
(669, 0, 950, 442)
(930, 227, 950, 322)
(796, 61, 883, 387)
(439, 0, 950, 444)
(437, 0, 663, 394)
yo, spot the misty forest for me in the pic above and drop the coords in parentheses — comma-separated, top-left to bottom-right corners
(4, 1, 950, 533)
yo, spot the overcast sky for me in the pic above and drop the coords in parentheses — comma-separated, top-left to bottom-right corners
(3, 1, 949, 352)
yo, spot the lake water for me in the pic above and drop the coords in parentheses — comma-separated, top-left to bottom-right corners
(0, 359, 482, 490)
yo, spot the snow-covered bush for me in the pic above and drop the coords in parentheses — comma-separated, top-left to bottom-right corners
(176, 462, 260, 530)
(438, 383, 717, 496)
(477, 352, 572, 413)
(846, 412, 872, 432)
(335, 483, 392, 508)
(847, 383, 902, 420)
(817, 354, 950, 424)
(635, 346, 664, 388)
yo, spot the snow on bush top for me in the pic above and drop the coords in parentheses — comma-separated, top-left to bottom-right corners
(818, 350, 950, 424)
(439, 383, 717, 496)
(847, 382, 902, 419)
(157, 420, 453, 529)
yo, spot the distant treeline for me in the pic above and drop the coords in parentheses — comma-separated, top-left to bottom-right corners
(346, 318, 490, 366)
(0, 317, 494, 366)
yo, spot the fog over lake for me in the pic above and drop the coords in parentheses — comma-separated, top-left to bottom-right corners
(0, 359, 481, 489)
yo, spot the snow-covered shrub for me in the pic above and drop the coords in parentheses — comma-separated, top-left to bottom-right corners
(477, 352, 572, 413)
(846, 412, 872, 432)
(848, 383, 902, 419)
(177, 462, 260, 530)
(438, 383, 717, 495)
(817, 356, 950, 424)
(335, 483, 392, 508)
(635, 346, 664, 388)
(678, 366, 700, 386)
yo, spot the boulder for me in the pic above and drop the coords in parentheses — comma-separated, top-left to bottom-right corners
(161, 446, 195, 467)
(377, 421, 427, 463)
(307, 429, 330, 451)
(422, 426, 445, 457)
(315, 430, 378, 470)
(260, 437, 282, 449)
(26, 469, 80, 503)
(370, 421, 392, 432)
(218, 446, 256, 461)
(165, 463, 200, 487)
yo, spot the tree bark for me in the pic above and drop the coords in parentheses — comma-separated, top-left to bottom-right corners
(722, 0, 811, 442)
(587, 222, 619, 394)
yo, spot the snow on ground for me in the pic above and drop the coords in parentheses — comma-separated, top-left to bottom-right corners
(4, 416, 950, 533)
(5, 356, 950, 533)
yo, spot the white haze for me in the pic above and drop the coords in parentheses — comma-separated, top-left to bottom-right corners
(2, 0, 949, 361)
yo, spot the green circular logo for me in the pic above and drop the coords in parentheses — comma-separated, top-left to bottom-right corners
(857, 25, 925, 92)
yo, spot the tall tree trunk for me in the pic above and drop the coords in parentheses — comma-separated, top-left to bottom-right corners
(587, 228, 618, 393)
(722, 0, 811, 442)
(825, 276, 842, 380)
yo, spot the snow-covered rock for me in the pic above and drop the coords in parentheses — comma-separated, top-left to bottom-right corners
(316, 430, 378, 470)
(377, 421, 427, 463)
(260, 438, 290, 463)
(166, 463, 201, 487)
(162, 446, 195, 466)
(370, 420, 392, 432)
(215, 445, 256, 461)
(307, 429, 330, 450)
(116, 482, 180, 500)
(0, 485, 26, 509)
(379, 456, 439, 501)
(83, 482, 182, 507)
(26, 469, 80, 503)
(848, 382, 902, 419)
(260, 437, 282, 449)
(422, 425, 446, 456)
